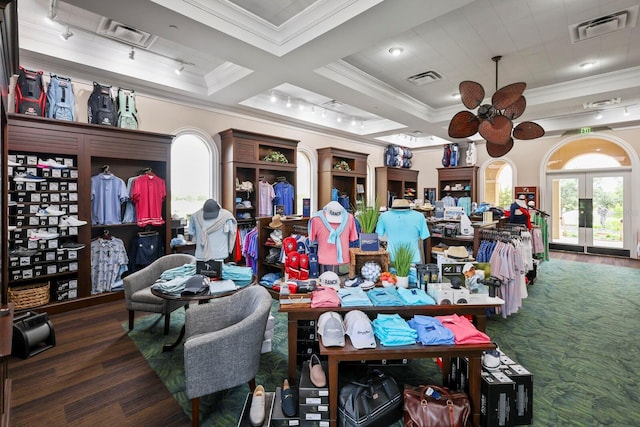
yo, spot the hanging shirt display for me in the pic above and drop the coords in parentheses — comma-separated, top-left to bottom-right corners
(259, 180, 276, 216)
(273, 180, 295, 215)
(91, 235, 129, 294)
(376, 206, 430, 264)
(131, 171, 166, 227)
(91, 172, 128, 225)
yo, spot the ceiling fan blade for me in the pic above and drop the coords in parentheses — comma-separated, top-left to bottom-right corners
(504, 96, 526, 119)
(478, 115, 512, 145)
(513, 121, 545, 140)
(459, 81, 485, 109)
(492, 82, 526, 110)
(486, 137, 514, 158)
(448, 111, 480, 138)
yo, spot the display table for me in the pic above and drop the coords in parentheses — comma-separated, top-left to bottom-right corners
(151, 276, 257, 351)
(278, 295, 503, 383)
(320, 339, 495, 427)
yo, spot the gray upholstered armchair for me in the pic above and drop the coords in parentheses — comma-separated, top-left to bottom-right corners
(184, 285, 272, 427)
(123, 253, 196, 335)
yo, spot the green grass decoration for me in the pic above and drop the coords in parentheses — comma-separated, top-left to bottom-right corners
(392, 243, 414, 276)
(358, 198, 381, 233)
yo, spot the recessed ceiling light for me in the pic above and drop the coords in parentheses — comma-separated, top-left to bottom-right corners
(452, 93, 461, 99)
(580, 61, 596, 69)
(595, 112, 603, 119)
(388, 47, 404, 56)
(624, 107, 630, 116)
(269, 91, 277, 103)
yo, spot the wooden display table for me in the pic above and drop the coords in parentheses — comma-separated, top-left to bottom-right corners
(278, 295, 503, 383)
(320, 339, 495, 427)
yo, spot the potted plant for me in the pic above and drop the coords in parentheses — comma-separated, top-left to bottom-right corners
(357, 198, 381, 251)
(392, 243, 415, 288)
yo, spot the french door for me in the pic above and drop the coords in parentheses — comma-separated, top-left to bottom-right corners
(547, 170, 631, 256)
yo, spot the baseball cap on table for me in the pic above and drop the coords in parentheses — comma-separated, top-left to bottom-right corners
(319, 271, 341, 290)
(344, 310, 376, 349)
(317, 311, 345, 347)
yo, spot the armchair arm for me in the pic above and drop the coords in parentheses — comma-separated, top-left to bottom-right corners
(123, 254, 196, 299)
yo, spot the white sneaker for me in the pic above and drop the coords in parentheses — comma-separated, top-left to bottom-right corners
(29, 229, 59, 240)
(36, 207, 66, 217)
(59, 216, 87, 227)
(37, 158, 68, 169)
(13, 172, 45, 182)
(8, 159, 21, 167)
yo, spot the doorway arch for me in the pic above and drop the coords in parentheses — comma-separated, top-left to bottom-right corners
(542, 134, 636, 257)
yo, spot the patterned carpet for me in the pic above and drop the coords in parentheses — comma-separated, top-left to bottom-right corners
(123, 259, 640, 426)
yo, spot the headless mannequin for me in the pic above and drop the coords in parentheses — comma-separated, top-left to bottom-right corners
(510, 197, 532, 229)
(188, 199, 236, 260)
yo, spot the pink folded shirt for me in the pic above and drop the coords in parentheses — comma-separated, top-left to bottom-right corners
(435, 314, 491, 344)
(311, 287, 341, 308)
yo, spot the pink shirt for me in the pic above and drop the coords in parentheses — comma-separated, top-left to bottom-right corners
(131, 174, 166, 227)
(309, 213, 358, 265)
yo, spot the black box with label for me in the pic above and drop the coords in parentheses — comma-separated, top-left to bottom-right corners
(501, 365, 533, 425)
(481, 370, 516, 427)
(270, 386, 301, 427)
(298, 360, 329, 406)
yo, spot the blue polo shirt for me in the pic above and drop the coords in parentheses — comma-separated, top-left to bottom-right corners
(375, 209, 430, 263)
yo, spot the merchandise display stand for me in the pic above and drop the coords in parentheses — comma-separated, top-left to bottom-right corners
(317, 147, 368, 211)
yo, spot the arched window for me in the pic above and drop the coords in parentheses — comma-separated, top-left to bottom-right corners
(482, 159, 513, 209)
(296, 149, 314, 214)
(170, 132, 215, 219)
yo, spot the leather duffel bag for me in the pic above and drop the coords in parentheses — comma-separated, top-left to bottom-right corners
(403, 384, 472, 427)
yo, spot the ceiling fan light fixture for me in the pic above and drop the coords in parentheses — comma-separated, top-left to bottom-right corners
(388, 47, 404, 56)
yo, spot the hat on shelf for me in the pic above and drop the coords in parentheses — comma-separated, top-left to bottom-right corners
(464, 185, 472, 191)
(269, 214, 283, 228)
(443, 185, 451, 191)
(323, 201, 345, 224)
(319, 271, 341, 290)
(445, 246, 473, 260)
(344, 310, 376, 349)
(391, 198, 411, 209)
(317, 311, 345, 347)
(242, 200, 253, 208)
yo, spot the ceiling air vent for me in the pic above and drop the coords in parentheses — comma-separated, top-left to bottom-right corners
(583, 97, 621, 109)
(97, 18, 158, 49)
(569, 5, 638, 43)
(406, 70, 442, 86)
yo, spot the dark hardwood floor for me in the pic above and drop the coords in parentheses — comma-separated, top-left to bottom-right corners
(7, 300, 190, 427)
(5, 251, 638, 426)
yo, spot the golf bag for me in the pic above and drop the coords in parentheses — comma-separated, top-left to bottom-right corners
(46, 74, 75, 121)
(117, 87, 139, 129)
(15, 66, 46, 116)
(88, 82, 117, 126)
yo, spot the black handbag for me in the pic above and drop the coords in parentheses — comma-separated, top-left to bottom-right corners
(338, 369, 403, 427)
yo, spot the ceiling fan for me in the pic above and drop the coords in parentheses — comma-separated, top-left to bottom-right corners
(448, 56, 545, 157)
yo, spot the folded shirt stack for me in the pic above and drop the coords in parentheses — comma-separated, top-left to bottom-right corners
(407, 315, 455, 345)
(310, 287, 341, 308)
(209, 279, 237, 294)
(159, 263, 197, 280)
(372, 313, 417, 346)
(396, 287, 436, 305)
(259, 272, 282, 288)
(337, 287, 373, 307)
(367, 287, 404, 307)
(151, 276, 192, 295)
(222, 263, 253, 286)
(435, 314, 492, 344)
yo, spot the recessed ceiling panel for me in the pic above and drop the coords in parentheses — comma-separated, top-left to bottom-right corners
(228, 0, 317, 26)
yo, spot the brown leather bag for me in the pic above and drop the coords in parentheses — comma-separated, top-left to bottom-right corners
(403, 384, 472, 427)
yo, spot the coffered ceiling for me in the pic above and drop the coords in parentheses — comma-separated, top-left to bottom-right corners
(17, 0, 640, 150)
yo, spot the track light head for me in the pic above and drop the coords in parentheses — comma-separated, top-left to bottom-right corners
(60, 27, 73, 41)
(129, 47, 135, 60)
(175, 63, 184, 75)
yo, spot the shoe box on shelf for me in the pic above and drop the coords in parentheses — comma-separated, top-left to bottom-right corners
(298, 360, 329, 426)
(270, 386, 301, 427)
(7, 152, 82, 308)
(237, 391, 274, 427)
(296, 320, 320, 365)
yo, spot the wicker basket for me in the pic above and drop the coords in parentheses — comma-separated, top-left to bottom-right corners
(8, 282, 50, 310)
(349, 248, 390, 281)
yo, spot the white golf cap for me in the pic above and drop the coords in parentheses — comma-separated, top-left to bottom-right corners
(343, 310, 376, 349)
(317, 311, 345, 347)
(319, 271, 341, 290)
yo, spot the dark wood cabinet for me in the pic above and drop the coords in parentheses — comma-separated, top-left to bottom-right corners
(257, 216, 308, 286)
(4, 114, 173, 315)
(317, 147, 367, 211)
(375, 167, 418, 208)
(220, 129, 298, 222)
(437, 166, 478, 202)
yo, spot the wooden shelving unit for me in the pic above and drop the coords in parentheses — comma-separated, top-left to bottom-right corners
(317, 147, 367, 211)
(220, 129, 299, 223)
(375, 167, 418, 209)
(437, 166, 478, 202)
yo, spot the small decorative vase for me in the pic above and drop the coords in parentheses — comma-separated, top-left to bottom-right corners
(396, 276, 409, 289)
